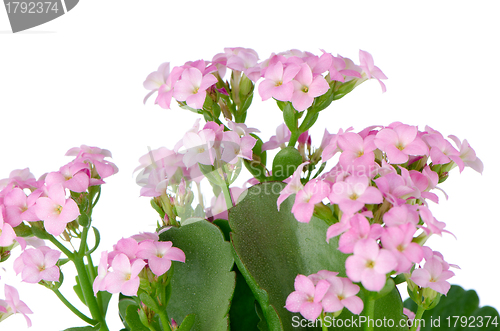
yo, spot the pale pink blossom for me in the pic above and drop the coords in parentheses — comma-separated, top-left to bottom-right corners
(181, 129, 216, 168)
(423, 132, 464, 171)
(0, 210, 16, 247)
(258, 61, 300, 101)
(328, 175, 383, 215)
(291, 180, 331, 223)
(338, 214, 383, 254)
(322, 276, 363, 315)
(261, 123, 291, 151)
(291, 63, 330, 111)
(221, 131, 257, 164)
(381, 223, 424, 273)
(93, 251, 109, 295)
(34, 184, 80, 236)
(13, 246, 61, 283)
(345, 239, 397, 291)
(136, 240, 185, 276)
(382, 204, 419, 227)
(173, 68, 217, 109)
(410, 256, 454, 295)
(374, 124, 428, 164)
(105, 253, 146, 296)
(0, 285, 33, 327)
(3, 188, 40, 227)
(359, 50, 388, 92)
(277, 162, 309, 210)
(285, 275, 330, 320)
(448, 135, 483, 174)
(44, 162, 90, 193)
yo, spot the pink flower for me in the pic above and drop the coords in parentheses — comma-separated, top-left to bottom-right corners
(221, 131, 257, 164)
(181, 129, 216, 168)
(328, 175, 383, 215)
(3, 188, 40, 227)
(448, 135, 483, 174)
(0, 285, 33, 327)
(0, 210, 17, 247)
(285, 275, 330, 320)
(382, 204, 419, 227)
(105, 253, 146, 296)
(258, 61, 300, 101)
(291, 63, 330, 111)
(136, 240, 185, 276)
(291, 180, 331, 223)
(277, 162, 309, 210)
(173, 68, 217, 109)
(359, 50, 388, 92)
(13, 246, 61, 283)
(143, 62, 171, 104)
(338, 214, 383, 254)
(423, 132, 464, 171)
(337, 132, 377, 172)
(410, 256, 454, 295)
(261, 123, 291, 151)
(322, 277, 363, 315)
(374, 124, 428, 164)
(34, 184, 80, 236)
(44, 161, 90, 193)
(345, 239, 397, 291)
(93, 251, 109, 295)
(380, 223, 424, 273)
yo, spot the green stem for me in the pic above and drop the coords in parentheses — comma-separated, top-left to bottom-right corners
(157, 308, 172, 331)
(320, 312, 328, 331)
(363, 293, 376, 331)
(52, 288, 96, 325)
(409, 305, 425, 331)
(288, 130, 300, 147)
(46, 235, 73, 259)
(73, 255, 109, 330)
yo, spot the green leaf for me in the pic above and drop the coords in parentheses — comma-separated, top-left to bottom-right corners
(177, 314, 196, 331)
(229, 269, 260, 331)
(118, 294, 138, 330)
(125, 304, 150, 331)
(63, 324, 100, 331)
(13, 222, 33, 237)
(282, 102, 298, 133)
(272, 147, 303, 181)
(404, 284, 500, 331)
(159, 220, 235, 331)
(229, 182, 406, 331)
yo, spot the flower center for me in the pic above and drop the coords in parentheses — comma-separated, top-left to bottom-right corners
(302, 86, 309, 93)
(365, 260, 375, 269)
(349, 193, 359, 200)
(55, 205, 63, 214)
(276, 80, 283, 87)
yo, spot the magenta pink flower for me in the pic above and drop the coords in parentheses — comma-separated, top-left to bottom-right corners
(34, 184, 80, 236)
(322, 277, 363, 315)
(173, 68, 217, 109)
(291, 180, 331, 223)
(258, 61, 300, 101)
(291, 63, 330, 111)
(374, 124, 428, 164)
(285, 275, 330, 320)
(105, 253, 146, 296)
(345, 239, 397, 291)
(380, 223, 424, 273)
(136, 240, 185, 276)
(328, 175, 383, 215)
(337, 132, 377, 171)
(382, 204, 419, 227)
(410, 256, 454, 295)
(13, 246, 61, 283)
(0, 285, 33, 327)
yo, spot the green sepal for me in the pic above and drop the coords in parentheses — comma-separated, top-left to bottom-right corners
(282, 102, 298, 134)
(332, 79, 358, 100)
(150, 198, 166, 220)
(125, 304, 150, 331)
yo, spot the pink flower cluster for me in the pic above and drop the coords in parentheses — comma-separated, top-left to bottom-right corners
(0, 145, 118, 238)
(135, 120, 257, 218)
(280, 122, 481, 317)
(144, 47, 387, 112)
(285, 270, 363, 321)
(93, 232, 185, 296)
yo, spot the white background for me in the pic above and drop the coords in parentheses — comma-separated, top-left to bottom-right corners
(1, 1, 499, 330)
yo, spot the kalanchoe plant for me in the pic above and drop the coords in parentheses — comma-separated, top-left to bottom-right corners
(0, 47, 497, 331)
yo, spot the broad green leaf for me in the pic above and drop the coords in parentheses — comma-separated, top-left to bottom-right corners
(177, 314, 196, 331)
(125, 304, 149, 331)
(159, 220, 235, 331)
(118, 294, 138, 330)
(229, 269, 261, 331)
(272, 147, 303, 181)
(404, 284, 500, 331)
(229, 182, 406, 331)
